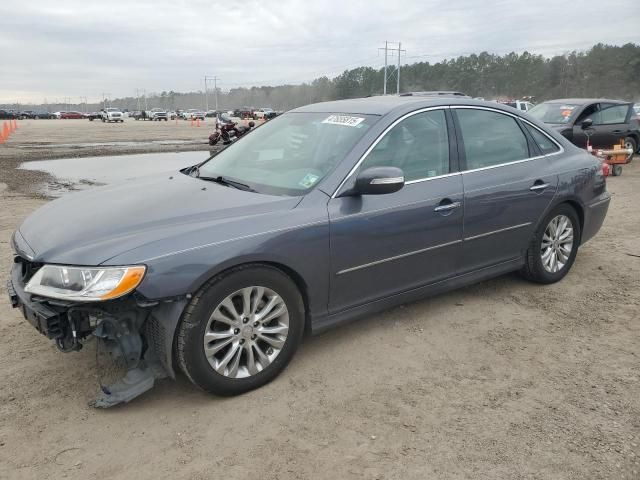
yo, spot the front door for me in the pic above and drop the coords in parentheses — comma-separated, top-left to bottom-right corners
(328, 108, 464, 314)
(452, 107, 559, 272)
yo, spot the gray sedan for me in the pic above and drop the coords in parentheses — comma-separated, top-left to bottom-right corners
(8, 96, 610, 406)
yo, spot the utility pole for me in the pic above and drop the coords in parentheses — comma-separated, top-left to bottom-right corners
(379, 41, 388, 95)
(102, 93, 111, 109)
(205, 76, 219, 111)
(397, 42, 402, 95)
(204, 76, 208, 111)
(135, 88, 142, 111)
(378, 42, 405, 95)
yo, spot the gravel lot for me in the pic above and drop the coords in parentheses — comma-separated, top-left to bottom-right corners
(0, 121, 639, 479)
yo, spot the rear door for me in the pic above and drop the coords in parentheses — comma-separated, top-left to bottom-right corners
(588, 103, 633, 148)
(452, 107, 559, 272)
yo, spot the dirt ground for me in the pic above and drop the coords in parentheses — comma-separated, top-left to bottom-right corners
(0, 121, 639, 479)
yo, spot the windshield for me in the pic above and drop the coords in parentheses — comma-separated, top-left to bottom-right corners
(197, 112, 378, 196)
(106, 108, 120, 112)
(528, 102, 580, 124)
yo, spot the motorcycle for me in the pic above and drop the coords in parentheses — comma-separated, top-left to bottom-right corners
(208, 114, 255, 146)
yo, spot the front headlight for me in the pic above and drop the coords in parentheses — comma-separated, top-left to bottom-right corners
(25, 265, 146, 302)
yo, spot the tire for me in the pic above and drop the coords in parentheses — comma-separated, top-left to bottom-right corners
(520, 204, 581, 284)
(177, 264, 305, 396)
(101, 118, 105, 123)
(612, 164, 623, 176)
(624, 136, 637, 154)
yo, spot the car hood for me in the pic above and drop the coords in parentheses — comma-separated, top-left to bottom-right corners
(18, 173, 300, 265)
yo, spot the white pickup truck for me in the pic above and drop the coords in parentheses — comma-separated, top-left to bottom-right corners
(146, 108, 169, 121)
(101, 108, 124, 123)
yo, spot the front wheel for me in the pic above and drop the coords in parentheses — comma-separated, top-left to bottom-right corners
(520, 204, 581, 284)
(177, 265, 305, 396)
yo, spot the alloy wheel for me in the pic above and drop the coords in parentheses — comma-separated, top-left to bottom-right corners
(203, 286, 289, 378)
(540, 214, 574, 273)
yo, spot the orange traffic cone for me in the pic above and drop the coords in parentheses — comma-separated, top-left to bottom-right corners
(13, 119, 18, 130)
(3, 122, 9, 140)
(190, 117, 194, 127)
(0, 126, 4, 144)
(196, 118, 201, 127)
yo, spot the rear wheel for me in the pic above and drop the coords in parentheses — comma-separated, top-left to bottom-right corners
(612, 164, 623, 176)
(624, 136, 637, 160)
(177, 265, 305, 396)
(520, 204, 581, 284)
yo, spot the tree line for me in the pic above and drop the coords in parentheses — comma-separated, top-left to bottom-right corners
(5, 43, 639, 112)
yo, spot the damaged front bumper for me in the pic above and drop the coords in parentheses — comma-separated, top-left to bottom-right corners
(7, 258, 188, 408)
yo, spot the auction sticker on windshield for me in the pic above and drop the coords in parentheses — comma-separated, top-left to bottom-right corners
(322, 115, 365, 127)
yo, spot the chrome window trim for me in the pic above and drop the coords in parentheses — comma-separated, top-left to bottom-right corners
(331, 106, 450, 198)
(463, 222, 532, 241)
(405, 171, 460, 184)
(336, 239, 462, 275)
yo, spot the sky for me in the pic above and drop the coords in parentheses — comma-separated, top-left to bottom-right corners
(1, 0, 638, 104)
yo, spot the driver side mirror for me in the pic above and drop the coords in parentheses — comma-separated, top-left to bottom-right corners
(581, 118, 593, 130)
(351, 166, 405, 196)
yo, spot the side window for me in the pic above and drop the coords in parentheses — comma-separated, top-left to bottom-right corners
(596, 105, 629, 125)
(456, 109, 530, 170)
(523, 123, 560, 155)
(360, 109, 450, 181)
(576, 104, 600, 124)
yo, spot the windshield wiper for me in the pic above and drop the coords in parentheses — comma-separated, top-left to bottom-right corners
(198, 175, 256, 192)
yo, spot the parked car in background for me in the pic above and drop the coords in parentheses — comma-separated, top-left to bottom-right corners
(52, 111, 64, 119)
(101, 108, 124, 123)
(253, 108, 277, 120)
(60, 111, 84, 119)
(205, 110, 218, 118)
(146, 108, 168, 121)
(501, 100, 535, 112)
(87, 112, 102, 121)
(8, 96, 610, 406)
(169, 111, 178, 120)
(528, 98, 640, 153)
(17, 111, 37, 119)
(32, 110, 56, 119)
(0, 109, 17, 119)
(182, 109, 205, 120)
(233, 107, 254, 119)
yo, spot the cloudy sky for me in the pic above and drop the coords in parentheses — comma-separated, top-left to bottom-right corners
(1, 0, 638, 104)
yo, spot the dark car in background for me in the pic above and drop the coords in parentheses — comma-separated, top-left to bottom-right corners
(0, 109, 17, 119)
(528, 99, 640, 153)
(8, 96, 610, 407)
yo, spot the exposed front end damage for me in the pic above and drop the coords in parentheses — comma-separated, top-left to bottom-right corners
(7, 256, 187, 408)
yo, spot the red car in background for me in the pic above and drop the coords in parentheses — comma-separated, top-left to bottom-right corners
(60, 111, 84, 119)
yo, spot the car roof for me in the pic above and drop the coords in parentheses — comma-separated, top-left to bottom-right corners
(541, 98, 629, 105)
(292, 95, 521, 116)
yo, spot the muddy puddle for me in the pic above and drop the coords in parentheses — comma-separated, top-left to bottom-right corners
(19, 150, 213, 197)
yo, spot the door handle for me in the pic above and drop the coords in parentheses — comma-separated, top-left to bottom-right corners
(612, 130, 623, 134)
(529, 182, 549, 192)
(434, 201, 461, 212)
